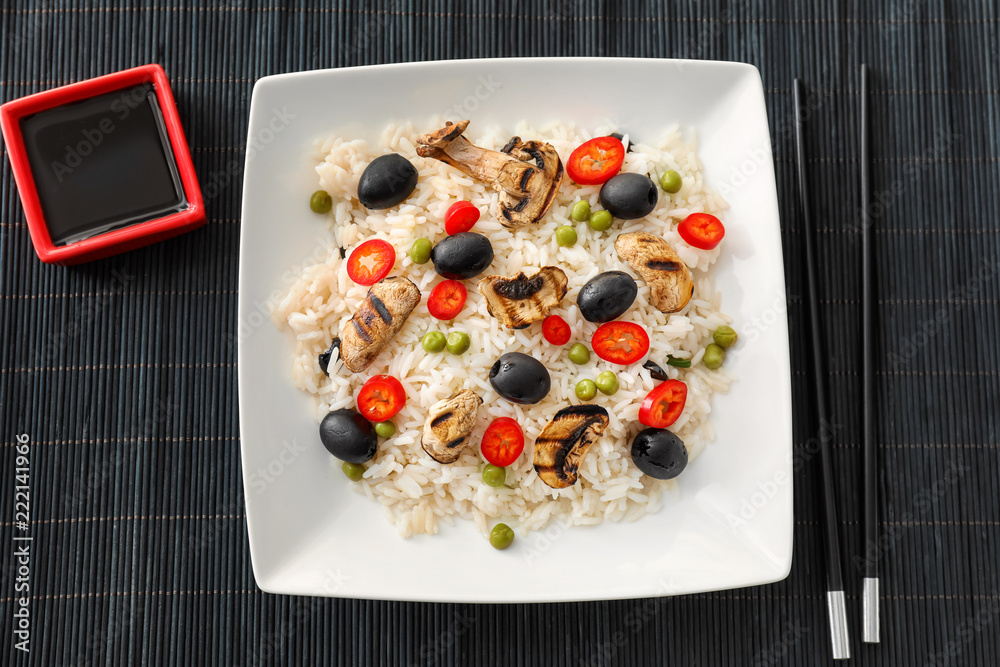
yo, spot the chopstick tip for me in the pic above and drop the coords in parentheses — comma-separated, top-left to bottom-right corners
(827, 590, 851, 659)
(863, 577, 881, 643)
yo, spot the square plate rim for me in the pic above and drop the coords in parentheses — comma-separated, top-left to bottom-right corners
(238, 56, 793, 602)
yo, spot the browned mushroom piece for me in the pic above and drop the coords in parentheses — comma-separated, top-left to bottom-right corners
(533, 404, 610, 489)
(421, 389, 483, 464)
(416, 120, 564, 229)
(614, 232, 695, 314)
(477, 266, 568, 329)
(338, 276, 421, 373)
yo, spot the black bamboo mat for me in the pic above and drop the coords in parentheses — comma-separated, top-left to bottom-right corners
(1, 1, 998, 665)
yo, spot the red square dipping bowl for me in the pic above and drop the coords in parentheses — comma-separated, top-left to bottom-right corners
(0, 64, 204, 264)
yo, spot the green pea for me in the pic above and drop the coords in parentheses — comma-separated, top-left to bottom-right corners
(703, 343, 726, 370)
(596, 371, 619, 395)
(421, 331, 446, 353)
(490, 523, 515, 550)
(374, 421, 395, 438)
(570, 200, 591, 222)
(588, 210, 613, 232)
(556, 225, 578, 248)
(310, 190, 333, 213)
(576, 379, 598, 401)
(342, 462, 365, 481)
(659, 170, 683, 194)
(410, 237, 432, 264)
(568, 343, 591, 365)
(446, 331, 471, 355)
(713, 325, 738, 349)
(482, 464, 506, 487)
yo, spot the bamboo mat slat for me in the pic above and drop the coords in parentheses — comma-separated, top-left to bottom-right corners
(0, 1, 998, 665)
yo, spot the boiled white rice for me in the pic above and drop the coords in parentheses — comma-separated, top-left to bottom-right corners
(273, 120, 734, 538)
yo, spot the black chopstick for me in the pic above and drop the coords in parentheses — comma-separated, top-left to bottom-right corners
(793, 78, 851, 661)
(860, 63, 881, 644)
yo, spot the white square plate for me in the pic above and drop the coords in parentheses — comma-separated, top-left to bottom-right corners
(238, 57, 792, 602)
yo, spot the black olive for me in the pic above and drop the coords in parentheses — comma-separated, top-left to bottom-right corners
(577, 271, 638, 323)
(318, 337, 341, 376)
(489, 352, 551, 405)
(599, 173, 658, 220)
(643, 360, 669, 382)
(430, 232, 494, 280)
(357, 153, 418, 209)
(319, 408, 378, 463)
(608, 132, 634, 153)
(630, 428, 688, 480)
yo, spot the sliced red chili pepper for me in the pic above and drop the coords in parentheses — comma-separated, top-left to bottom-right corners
(591, 321, 650, 365)
(444, 200, 481, 235)
(427, 280, 467, 320)
(346, 239, 396, 285)
(638, 379, 688, 428)
(566, 136, 626, 186)
(356, 375, 406, 422)
(541, 315, 571, 345)
(480, 417, 525, 467)
(677, 212, 725, 250)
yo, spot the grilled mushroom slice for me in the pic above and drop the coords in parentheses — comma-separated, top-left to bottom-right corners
(477, 266, 569, 329)
(339, 276, 420, 373)
(533, 404, 610, 489)
(421, 389, 483, 463)
(614, 232, 694, 313)
(416, 120, 564, 229)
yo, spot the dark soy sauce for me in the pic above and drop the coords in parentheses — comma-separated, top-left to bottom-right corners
(19, 83, 187, 246)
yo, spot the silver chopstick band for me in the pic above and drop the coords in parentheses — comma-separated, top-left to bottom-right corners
(863, 577, 881, 643)
(827, 590, 851, 659)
